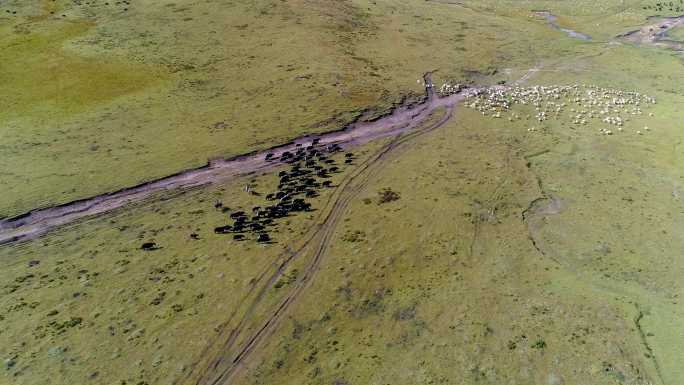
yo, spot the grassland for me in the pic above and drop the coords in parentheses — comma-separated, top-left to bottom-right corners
(2, 0, 684, 385)
(2, 0, 582, 218)
(666, 25, 684, 40)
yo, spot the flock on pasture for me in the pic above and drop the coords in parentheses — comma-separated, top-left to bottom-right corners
(439, 81, 657, 136)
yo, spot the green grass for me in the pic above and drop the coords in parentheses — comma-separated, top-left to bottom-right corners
(0, 147, 362, 384)
(666, 25, 684, 41)
(1, 0, 583, 217)
(240, 104, 672, 385)
(2, 1, 684, 385)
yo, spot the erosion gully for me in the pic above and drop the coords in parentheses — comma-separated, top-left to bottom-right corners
(0, 73, 465, 245)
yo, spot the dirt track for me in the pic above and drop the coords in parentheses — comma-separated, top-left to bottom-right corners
(0, 72, 471, 245)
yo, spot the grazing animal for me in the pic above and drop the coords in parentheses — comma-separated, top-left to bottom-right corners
(214, 200, 223, 209)
(230, 211, 245, 219)
(140, 242, 158, 251)
(322, 181, 332, 187)
(190, 233, 200, 240)
(257, 233, 270, 243)
(233, 234, 245, 241)
(214, 226, 232, 234)
(265, 153, 274, 160)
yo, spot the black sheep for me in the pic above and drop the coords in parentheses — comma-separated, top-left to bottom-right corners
(140, 242, 158, 250)
(214, 225, 232, 234)
(257, 233, 271, 243)
(230, 211, 245, 219)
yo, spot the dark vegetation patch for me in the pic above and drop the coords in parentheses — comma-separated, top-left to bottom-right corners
(341, 230, 365, 242)
(351, 288, 391, 318)
(392, 304, 416, 321)
(377, 188, 400, 204)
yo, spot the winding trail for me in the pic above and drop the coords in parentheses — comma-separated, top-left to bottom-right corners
(0, 73, 473, 246)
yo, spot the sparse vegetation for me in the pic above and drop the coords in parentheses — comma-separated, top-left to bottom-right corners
(342, 230, 366, 242)
(377, 188, 401, 204)
(1, 1, 683, 385)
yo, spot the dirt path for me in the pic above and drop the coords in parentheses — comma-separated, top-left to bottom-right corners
(0, 72, 468, 245)
(617, 15, 684, 50)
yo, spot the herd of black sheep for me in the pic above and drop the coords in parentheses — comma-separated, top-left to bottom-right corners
(212, 141, 353, 244)
(643, 0, 684, 12)
(140, 141, 352, 251)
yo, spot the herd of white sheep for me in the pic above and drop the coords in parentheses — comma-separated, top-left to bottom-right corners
(437, 81, 657, 136)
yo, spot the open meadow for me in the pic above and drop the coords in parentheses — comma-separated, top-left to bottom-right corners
(1, 1, 683, 385)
